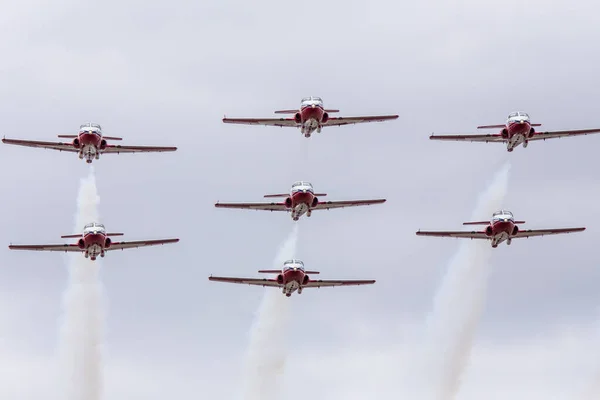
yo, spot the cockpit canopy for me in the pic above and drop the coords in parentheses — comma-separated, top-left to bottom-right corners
(492, 210, 514, 221)
(301, 96, 323, 106)
(507, 111, 529, 121)
(83, 222, 106, 232)
(291, 181, 314, 193)
(80, 123, 102, 130)
(283, 259, 305, 270)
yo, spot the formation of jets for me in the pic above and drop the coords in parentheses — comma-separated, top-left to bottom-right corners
(3, 100, 598, 298)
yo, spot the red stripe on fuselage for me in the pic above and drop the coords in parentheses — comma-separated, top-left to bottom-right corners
(283, 269, 305, 285)
(491, 220, 515, 236)
(83, 232, 107, 248)
(507, 121, 531, 139)
(291, 191, 315, 208)
(300, 106, 324, 123)
(78, 132, 102, 147)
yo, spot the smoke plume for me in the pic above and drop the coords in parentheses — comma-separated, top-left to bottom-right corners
(424, 162, 511, 400)
(242, 224, 299, 400)
(58, 167, 105, 400)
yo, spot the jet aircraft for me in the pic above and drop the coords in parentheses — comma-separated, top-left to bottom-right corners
(8, 222, 179, 260)
(223, 96, 398, 137)
(2, 122, 177, 163)
(209, 259, 375, 297)
(416, 210, 585, 248)
(215, 181, 386, 221)
(429, 111, 600, 152)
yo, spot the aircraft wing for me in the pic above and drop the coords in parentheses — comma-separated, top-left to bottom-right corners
(214, 202, 288, 211)
(303, 279, 375, 288)
(513, 227, 585, 238)
(222, 117, 298, 127)
(313, 199, 386, 210)
(102, 144, 177, 154)
(208, 276, 282, 287)
(324, 115, 398, 127)
(107, 238, 179, 251)
(415, 230, 489, 239)
(8, 244, 81, 252)
(2, 138, 79, 152)
(529, 129, 600, 141)
(429, 133, 506, 143)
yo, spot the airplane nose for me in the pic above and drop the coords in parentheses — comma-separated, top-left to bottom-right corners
(311, 104, 315, 108)
(294, 267, 297, 271)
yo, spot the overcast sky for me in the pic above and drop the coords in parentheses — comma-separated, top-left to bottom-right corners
(1, 0, 600, 398)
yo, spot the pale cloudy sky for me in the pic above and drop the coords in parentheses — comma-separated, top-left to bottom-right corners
(1, 0, 600, 399)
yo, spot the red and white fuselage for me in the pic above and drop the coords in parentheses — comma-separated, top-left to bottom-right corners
(72, 123, 107, 163)
(279, 181, 324, 221)
(296, 97, 327, 137)
(481, 210, 521, 247)
(76, 222, 113, 260)
(501, 112, 535, 151)
(274, 260, 312, 297)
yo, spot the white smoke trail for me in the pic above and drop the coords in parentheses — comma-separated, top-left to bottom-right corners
(242, 224, 299, 400)
(58, 167, 105, 400)
(424, 162, 511, 400)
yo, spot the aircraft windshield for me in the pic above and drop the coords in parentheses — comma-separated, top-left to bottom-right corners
(80, 123, 102, 130)
(83, 222, 105, 230)
(508, 111, 529, 120)
(283, 259, 305, 270)
(292, 181, 312, 189)
(492, 210, 514, 221)
(301, 97, 323, 105)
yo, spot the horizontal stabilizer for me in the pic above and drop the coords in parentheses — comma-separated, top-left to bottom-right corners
(57, 135, 77, 139)
(103, 136, 123, 141)
(477, 124, 506, 129)
(106, 232, 124, 236)
(60, 234, 81, 238)
(324, 109, 339, 113)
(514, 220, 526, 224)
(264, 193, 289, 198)
(462, 221, 490, 225)
(274, 109, 298, 114)
(258, 269, 281, 273)
(531, 124, 542, 127)
(314, 193, 327, 197)
(304, 270, 320, 274)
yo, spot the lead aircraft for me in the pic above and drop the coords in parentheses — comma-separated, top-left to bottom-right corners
(2, 122, 177, 163)
(416, 210, 585, 248)
(223, 96, 399, 137)
(8, 222, 179, 260)
(215, 181, 386, 221)
(209, 259, 375, 297)
(429, 111, 600, 152)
